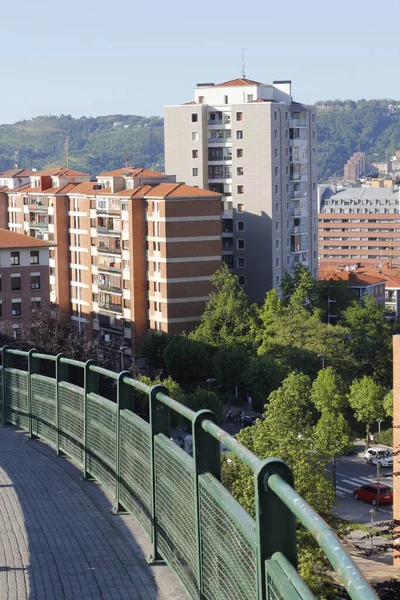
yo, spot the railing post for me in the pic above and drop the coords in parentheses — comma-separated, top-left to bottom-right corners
(28, 349, 39, 439)
(149, 384, 170, 563)
(192, 409, 220, 600)
(83, 360, 97, 479)
(1, 346, 10, 426)
(55, 353, 67, 456)
(254, 458, 297, 600)
(113, 370, 132, 514)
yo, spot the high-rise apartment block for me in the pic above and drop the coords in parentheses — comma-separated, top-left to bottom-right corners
(343, 152, 366, 182)
(1, 167, 222, 360)
(164, 77, 318, 301)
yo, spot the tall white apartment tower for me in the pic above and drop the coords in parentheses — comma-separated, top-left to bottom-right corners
(164, 78, 318, 302)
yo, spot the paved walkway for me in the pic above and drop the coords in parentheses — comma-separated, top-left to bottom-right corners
(0, 427, 186, 600)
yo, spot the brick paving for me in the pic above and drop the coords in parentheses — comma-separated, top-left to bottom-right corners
(0, 427, 186, 600)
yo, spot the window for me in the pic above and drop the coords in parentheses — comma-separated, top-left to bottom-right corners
(31, 299, 41, 312)
(274, 110, 278, 120)
(238, 276, 246, 286)
(192, 168, 198, 177)
(237, 203, 244, 212)
(287, 237, 290, 247)
(275, 184, 279, 194)
(247, 94, 253, 102)
(237, 149, 243, 158)
(285, 112, 288, 121)
(121, 201, 128, 211)
(224, 95, 228, 104)
(236, 112, 242, 121)
(276, 239, 280, 249)
(237, 221, 245, 231)
(286, 166, 289, 176)
(275, 203, 278, 212)
(191, 113, 198, 122)
(276, 257, 280, 267)
(192, 149, 198, 159)
(274, 148, 278, 158)
(286, 148, 289, 157)
(275, 166, 278, 176)
(312, 113, 316, 123)
(286, 201, 289, 211)
(274, 129, 278, 139)
(237, 257, 245, 268)
(30, 250, 39, 264)
(313, 182, 316, 191)
(198, 96, 204, 104)
(0, 303, 2, 318)
(236, 130, 243, 140)
(237, 239, 245, 250)
(191, 131, 198, 141)
(11, 276, 21, 291)
(237, 167, 243, 176)
(286, 184, 289, 193)
(11, 251, 19, 265)
(276, 275, 280, 286)
(275, 221, 279, 231)
(312, 131, 316, 140)
(285, 130, 288, 139)
(11, 301, 22, 317)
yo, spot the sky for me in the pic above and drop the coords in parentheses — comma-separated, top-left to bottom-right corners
(2, 0, 400, 123)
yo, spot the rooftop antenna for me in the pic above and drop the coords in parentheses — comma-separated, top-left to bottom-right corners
(64, 136, 69, 169)
(126, 157, 130, 167)
(242, 48, 246, 79)
(14, 149, 19, 169)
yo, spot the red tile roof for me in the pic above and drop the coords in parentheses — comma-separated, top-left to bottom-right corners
(215, 78, 263, 87)
(0, 168, 34, 178)
(320, 271, 386, 287)
(0, 229, 53, 249)
(97, 167, 165, 178)
(145, 183, 222, 198)
(8, 183, 33, 194)
(36, 167, 89, 177)
(26, 183, 78, 195)
(183, 101, 197, 105)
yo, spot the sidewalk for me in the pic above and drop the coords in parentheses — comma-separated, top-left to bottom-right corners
(346, 529, 400, 582)
(0, 427, 186, 600)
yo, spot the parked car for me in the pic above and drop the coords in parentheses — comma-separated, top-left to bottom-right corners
(364, 447, 393, 467)
(353, 483, 393, 506)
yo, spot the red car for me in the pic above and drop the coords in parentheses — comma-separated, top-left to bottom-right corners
(353, 483, 393, 506)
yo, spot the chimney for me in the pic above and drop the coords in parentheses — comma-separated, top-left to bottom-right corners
(39, 175, 52, 191)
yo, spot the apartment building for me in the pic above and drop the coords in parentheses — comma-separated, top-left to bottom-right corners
(2, 166, 222, 358)
(0, 229, 51, 336)
(343, 152, 366, 182)
(0, 168, 34, 228)
(319, 269, 386, 307)
(318, 184, 400, 268)
(164, 77, 318, 302)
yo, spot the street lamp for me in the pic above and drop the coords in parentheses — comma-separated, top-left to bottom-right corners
(119, 345, 129, 372)
(369, 508, 376, 550)
(206, 378, 216, 400)
(317, 354, 325, 369)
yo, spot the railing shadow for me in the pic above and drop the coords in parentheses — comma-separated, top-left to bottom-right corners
(0, 426, 185, 600)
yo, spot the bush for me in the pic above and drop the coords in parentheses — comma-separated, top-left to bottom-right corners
(374, 428, 392, 447)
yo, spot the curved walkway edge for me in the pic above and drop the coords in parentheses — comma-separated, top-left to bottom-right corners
(0, 427, 187, 600)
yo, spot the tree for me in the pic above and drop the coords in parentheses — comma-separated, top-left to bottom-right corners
(190, 265, 256, 350)
(163, 335, 212, 383)
(383, 389, 393, 418)
(212, 346, 250, 396)
(313, 412, 353, 490)
(136, 374, 184, 424)
(182, 387, 224, 424)
(139, 332, 170, 369)
(311, 367, 347, 413)
(223, 372, 336, 593)
(281, 264, 320, 312)
(348, 376, 386, 447)
(243, 355, 287, 411)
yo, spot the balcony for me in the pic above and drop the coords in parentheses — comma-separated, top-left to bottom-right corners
(97, 245, 121, 255)
(290, 118, 307, 127)
(208, 137, 231, 144)
(29, 205, 47, 212)
(29, 221, 47, 229)
(290, 190, 308, 199)
(98, 302, 123, 314)
(290, 225, 308, 234)
(97, 263, 122, 273)
(97, 226, 121, 236)
(291, 242, 308, 252)
(98, 283, 122, 294)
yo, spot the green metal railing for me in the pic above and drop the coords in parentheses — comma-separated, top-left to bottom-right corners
(0, 346, 378, 600)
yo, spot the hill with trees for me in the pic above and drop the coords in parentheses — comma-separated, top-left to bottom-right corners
(1, 99, 400, 180)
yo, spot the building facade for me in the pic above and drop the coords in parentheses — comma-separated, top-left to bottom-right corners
(1, 167, 222, 359)
(343, 152, 366, 181)
(0, 229, 51, 337)
(164, 77, 318, 302)
(318, 184, 400, 268)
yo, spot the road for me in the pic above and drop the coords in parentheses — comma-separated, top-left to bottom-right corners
(330, 453, 393, 523)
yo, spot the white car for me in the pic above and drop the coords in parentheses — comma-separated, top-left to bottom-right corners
(364, 447, 393, 468)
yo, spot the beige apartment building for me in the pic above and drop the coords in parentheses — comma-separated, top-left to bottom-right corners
(2, 166, 222, 360)
(164, 77, 318, 301)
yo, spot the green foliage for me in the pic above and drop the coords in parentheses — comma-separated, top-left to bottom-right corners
(182, 387, 224, 424)
(348, 376, 386, 440)
(375, 428, 393, 447)
(190, 265, 257, 350)
(243, 355, 287, 409)
(139, 332, 170, 369)
(212, 346, 249, 390)
(281, 264, 319, 311)
(383, 389, 393, 417)
(311, 367, 347, 413)
(137, 374, 184, 424)
(313, 412, 353, 459)
(163, 335, 212, 383)
(0, 114, 164, 177)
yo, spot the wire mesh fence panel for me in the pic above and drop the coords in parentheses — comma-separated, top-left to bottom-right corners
(0, 367, 3, 423)
(59, 382, 84, 466)
(31, 374, 57, 446)
(199, 473, 258, 600)
(87, 392, 117, 496)
(120, 410, 152, 537)
(265, 560, 307, 600)
(155, 434, 199, 599)
(5, 369, 29, 429)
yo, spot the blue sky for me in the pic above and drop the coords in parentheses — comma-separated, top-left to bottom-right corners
(2, 0, 399, 123)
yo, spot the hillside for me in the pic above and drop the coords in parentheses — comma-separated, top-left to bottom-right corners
(0, 114, 164, 177)
(1, 101, 400, 181)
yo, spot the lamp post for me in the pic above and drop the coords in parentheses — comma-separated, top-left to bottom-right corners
(317, 354, 325, 369)
(376, 462, 381, 511)
(369, 508, 376, 550)
(119, 345, 129, 373)
(206, 378, 216, 401)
